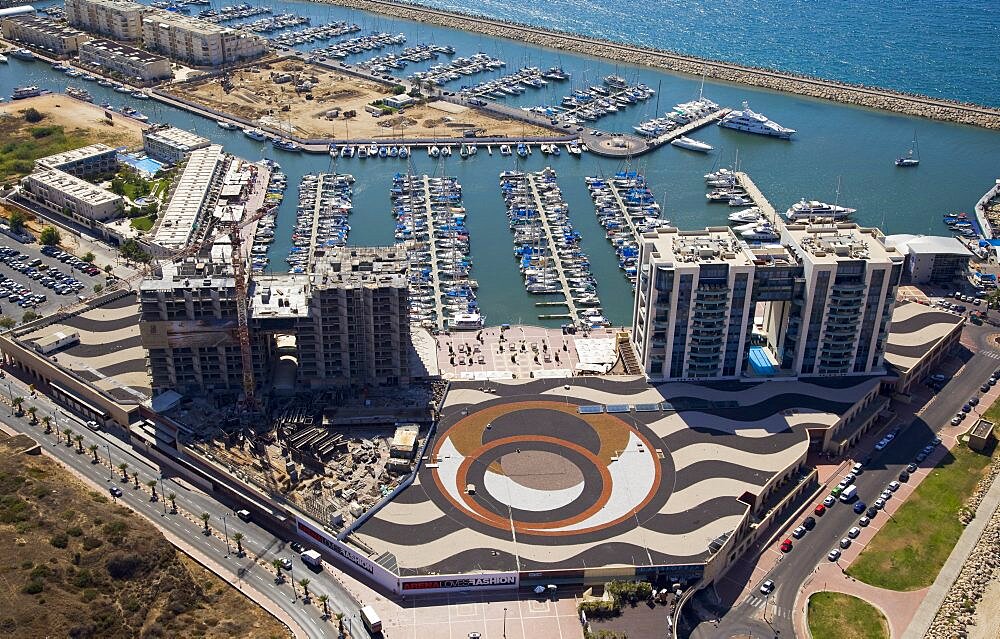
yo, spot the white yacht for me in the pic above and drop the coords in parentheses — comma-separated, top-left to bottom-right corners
(243, 128, 267, 141)
(719, 102, 796, 139)
(449, 312, 483, 330)
(217, 120, 239, 130)
(670, 136, 713, 153)
(784, 199, 856, 220)
(741, 224, 780, 242)
(728, 207, 763, 223)
(668, 97, 719, 124)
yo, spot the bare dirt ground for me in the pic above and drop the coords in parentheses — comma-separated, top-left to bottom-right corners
(970, 576, 1000, 639)
(180, 59, 551, 140)
(0, 93, 145, 148)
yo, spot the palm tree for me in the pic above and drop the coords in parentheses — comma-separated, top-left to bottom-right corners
(298, 578, 310, 601)
(317, 594, 330, 619)
(118, 462, 129, 482)
(233, 532, 244, 557)
(200, 512, 211, 535)
(168, 492, 177, 513)
(62, 428, 72, 446)
(88, 444, 99, 464)
(271, 558, 285, 582)
(133, 473, 140, 489)
(335, 612, 345, 637)
(40, 415, 51, 433)
(11, 396, 23, 416)
(146, 480, 158, 500)
(74, 434, 84, 453)
(26, 406, 37, 424)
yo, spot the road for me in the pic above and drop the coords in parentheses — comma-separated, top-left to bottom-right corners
(0, 376, 363, 639)
(685, 324, 999, 639)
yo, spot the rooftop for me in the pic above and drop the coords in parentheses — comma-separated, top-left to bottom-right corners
(784, 223, 900, 264)
(36, 143, 116, 170)
(884, 234, 973, 257)
(139, 259, 234, 293)
(4, 13, 89, 38)
(71, 0, 146, 13)
(884, 301, 965, 374)
(80, 37, 167, 64)
(642, 226, 757, 267)
(143, 125, 210, 152)
(142, 9, 252, 37)
(249, 274, 309, 319)
(311, 246, 408, 289)
(25, 169, 121, 206)
(152, 144, 224, 251)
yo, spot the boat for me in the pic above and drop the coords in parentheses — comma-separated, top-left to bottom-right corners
(0, 54, 6, 64)
(328, 144, 339, 156)
(272, 138, 300, 152)
(243, 128, 267, 141)
(516, 143, 528, 157)
(217, 120, 239, 131)
(80, 73, 97, 81)
(119, 106, 148, 121)
(398, 146, 409, 159)
(65, 86, 93, 102)
(568, 142, 582, 156)
(728, 207, 763, 223)
(11, 86, 44, 100)
(358, 145, 369, 158)
(895, 133, 919, 167)
(97, 79, 115, 88)
(784, 199, 856, 220)
(428, 146, 440, 158)
(449, 312, 483, 330)
(741, 224, 780, 241)
(670, 136, 713, 153)
(499, 144, 512, 156)
(718, 101, 795, 139)
(441, 146, 452, 157)
(8, 48, 34, 61)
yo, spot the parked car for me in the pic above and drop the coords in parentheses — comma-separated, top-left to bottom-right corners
(874, 498, 886, 510)
(824, 495, 837, 507)
(907, 463, 918, 473)
(792, 526, 807, 539)
(899, 470, 910, 482)
(859, 516, 871, 527)
(828, 549, 841, 561)
(888, 481, 900, 492)
(853, 501, 867, 514)
(803, 516, 816, 530)
(760, 580, 775, 595)
(839, 538, 852, 549)
(814, 504, 827, 516)
(780, 539, 793, 553)
(847, 526, 861, 539)
(866, 506, 878, 518)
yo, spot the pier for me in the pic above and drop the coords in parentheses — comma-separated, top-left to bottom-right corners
(735, 171, 780, 222)
(647, 107, 732, 149)
(587, 170, 666, 284)
(526, 171, 578, 321)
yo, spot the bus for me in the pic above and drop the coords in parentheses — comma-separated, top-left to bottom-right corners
(360, 605, 382, 634)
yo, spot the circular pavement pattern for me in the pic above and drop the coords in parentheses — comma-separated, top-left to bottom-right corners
(429, 400, 672, 541)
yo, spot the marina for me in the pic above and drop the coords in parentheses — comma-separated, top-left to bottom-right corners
(286, 172, 355, 273)
(460, 66, 567, 102)
(357, 44, 455, 74)
(501, 168, 607, 326)
(587, 170, 669, 285)
(408, 52, 506, 86)
(269, 21, 361, 47)
(392, 173, 480, 330)
(311, 32, 406, 59)
(544, 75, 656, 124)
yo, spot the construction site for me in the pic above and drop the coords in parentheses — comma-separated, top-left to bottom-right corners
(176, 58, 552, 140)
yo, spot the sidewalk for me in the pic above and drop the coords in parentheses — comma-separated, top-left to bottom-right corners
(901, 465, 1000, 639)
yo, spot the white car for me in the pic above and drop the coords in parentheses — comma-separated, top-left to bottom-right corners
(760, 579, 775, 595)
(881, 490, 892, 501)
(839, 538, 852, 549)
(823, 496, 836, 507)
(859, 516, 871, 527)
(828, 549, 841, 561)
(888, 481, 900, 492)
(875, 440, 887, 451)
(847, 526, 861, 539)
(874, 498, 886, 510)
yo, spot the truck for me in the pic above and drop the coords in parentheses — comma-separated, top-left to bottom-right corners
(839, 485, 858, 502)
(300, 549, 322, 569)
(360, 605, 382, 633)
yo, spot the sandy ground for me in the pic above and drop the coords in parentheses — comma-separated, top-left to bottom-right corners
(969, 576, 1000, 639)
(182, 59, 550, 140)
(0, 93, 145, 148)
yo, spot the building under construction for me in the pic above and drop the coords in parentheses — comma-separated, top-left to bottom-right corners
(138, 246, 412, 397)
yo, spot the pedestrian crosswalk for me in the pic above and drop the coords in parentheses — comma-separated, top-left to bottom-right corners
(743, 595, 791, 619)
(981, 350, 1000, 360)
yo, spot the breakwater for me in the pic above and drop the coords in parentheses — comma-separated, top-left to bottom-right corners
(314, 0, 1000, 130)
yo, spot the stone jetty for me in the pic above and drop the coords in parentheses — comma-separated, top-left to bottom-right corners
(316, 0, 1000, 130)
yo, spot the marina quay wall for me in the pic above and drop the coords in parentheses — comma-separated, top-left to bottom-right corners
(316, 0, 1000, 130)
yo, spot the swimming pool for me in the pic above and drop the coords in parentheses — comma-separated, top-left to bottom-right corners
(748, 345, 777, 376)
(118, 153, 164, 177)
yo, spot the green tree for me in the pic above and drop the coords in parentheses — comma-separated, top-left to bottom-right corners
(11, 396, 24, 415)
(0, 316, 15, 330)
(118, 462, 129, 481)
(317, 594, 329, 619)
(40, 415, 51, 433)
(88, 444, 99, 464)
(298, 578, 310, 600)
(74, 434, 84, 453)
(22, 311, 40, 324)
(83, 252, 95, 263)
(26, 406, 37, 424)
(93, 284, 103, 294)
(8, 210, 26, 233)
(335, 612, 345, 637)
(168, 491, 177, 513)
(271, 558, 284, 582)
(38, 226, 60, 246)
(233, 532, 244, 556)
(62, 427, 72, 446)
(119, 239, 151, 264)
(104, 264, 112, 274)
(200, 512, 211, 534)
(146, 479, 158, 500)
(22, 107, 43, 123)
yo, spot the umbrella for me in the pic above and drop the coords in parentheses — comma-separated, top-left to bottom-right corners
(533, 585, 545, 595)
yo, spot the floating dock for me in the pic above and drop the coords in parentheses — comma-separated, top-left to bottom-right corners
(647, 108, 732, 150)
(735, 171, 780, 221)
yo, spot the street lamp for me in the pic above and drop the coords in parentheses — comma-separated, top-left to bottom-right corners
(159, 478, 166, 514)
(221, 514, 231, 556)
(503, 607, 507, 638)
(105, 444, 113, 481)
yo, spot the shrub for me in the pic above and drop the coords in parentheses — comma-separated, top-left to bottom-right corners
(67, 525, 83, 537)
(39, 226, 60, 246)
(22, 108, 43, 123)
(50, 533, 69, 548)
(578, 599, 619, 619)
(73, 569, 97, 588)
(81, 536, 103, 551)
(30, 126, 59, 139)
(21, 579, 43, 594)
(105, 553, 143, 580)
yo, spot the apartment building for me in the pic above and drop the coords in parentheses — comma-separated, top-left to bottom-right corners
(0, 14, 91, 55)
(151, 144, 225, 253)
(142, 125, 210, 164)
(633, 222, 903, 381)
(20, 169, 124, 226)
(141, 10, 266, 67)
(35, 143, 119, 178)
(65, 0, 146, 42)
(78, 38, 173, 82)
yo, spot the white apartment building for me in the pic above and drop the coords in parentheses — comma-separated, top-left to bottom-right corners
(141, 10, 266, 67)
(65, 0, 146, 42)
(35, 143, 119, 177)
(142, 126, 210, 164)
(78, 38, 173, 82)
(21, 169, 124, 226)
(0, 14, 91, 55)
(152, 144, 225, 252)
(632, 222, 904, 381)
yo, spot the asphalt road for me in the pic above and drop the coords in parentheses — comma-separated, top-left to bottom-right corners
(0, 380, 364, 639)
(686, 324, 999, 639)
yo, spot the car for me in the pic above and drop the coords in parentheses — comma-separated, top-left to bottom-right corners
(899, 470, 910, 482)
(881, 490, 892, 501)
(859, 516, 871, 527)
(990, 377, 998, 387)
(875, 440, 887, 451)
(981, 383, 991, 393)
(847, 526, 861, 539)
(109, 486, 123, 497)
(933, 436, 942, 445)
(468, 633, 482, 639)
(874, 498, 886, 510)
(952, 416, 963, 425)
(828, 549, 841, 561)
(907, 462, 918, 473)
(803, 516, 816, 530)
(970, 396, 980, 406)
(780, 539, 793, 553)
(867, 506, 878, 518)
(853, 501, 867, 514)
(760, 579, 775, 595)
(888, 481, 900, 492)
(831, 486, 843, 497)
(792, 525, 807, 539)
(823, 496, 836, 507)
(955, 412, 966, 421)
(852, 462, 864, 474)
(844, 473, 856, 485)
(916, 452, 927, 462)
(839, 537, 852, 549)
(289, 542, 304, 553)
(923, 445, 935, 455)
(279, 557, 293, 570)
(962, 404, 972, 413)
(814, 503, 827, 516)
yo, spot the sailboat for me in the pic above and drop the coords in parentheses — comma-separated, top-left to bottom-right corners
(895, 133, 919, 167)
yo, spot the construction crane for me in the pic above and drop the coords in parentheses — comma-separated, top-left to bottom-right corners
(51, 204, 276, 410)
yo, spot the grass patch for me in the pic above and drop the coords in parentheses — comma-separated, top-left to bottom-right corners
(846, 437, 995, 590)
(0, 120, 91, 182)
(807, 592, 889, 639)
(129, 216, 155, 232)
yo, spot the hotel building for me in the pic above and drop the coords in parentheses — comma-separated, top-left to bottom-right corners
(78, 38, 173, 82)
(0, 14, 91, 55)
(20, 169, 124, 225)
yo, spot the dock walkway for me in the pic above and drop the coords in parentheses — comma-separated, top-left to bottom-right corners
(523, 170, 581, 321)
(735, 171, 780, 222)
(419, 176, 447, 330)
(647, 108, 732, 149)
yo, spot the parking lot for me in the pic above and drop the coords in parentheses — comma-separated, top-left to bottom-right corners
(0, 241, 106, 320)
